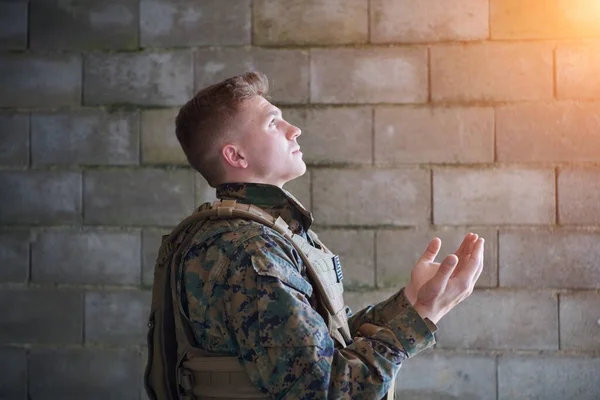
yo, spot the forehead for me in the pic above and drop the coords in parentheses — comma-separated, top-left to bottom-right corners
(238, 96, 279, 119)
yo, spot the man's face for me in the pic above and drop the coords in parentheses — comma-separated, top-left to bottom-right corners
(233, 96, 306, 186)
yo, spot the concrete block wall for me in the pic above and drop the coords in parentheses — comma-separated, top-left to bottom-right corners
(1, 0, 599, 398)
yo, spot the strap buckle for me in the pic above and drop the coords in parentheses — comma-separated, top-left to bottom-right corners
(273, 216, 291, 237)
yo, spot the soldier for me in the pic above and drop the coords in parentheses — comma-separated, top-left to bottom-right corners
(145, 71, 484, 400)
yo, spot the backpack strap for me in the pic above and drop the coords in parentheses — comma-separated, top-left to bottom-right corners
(168, 219, 211, 399)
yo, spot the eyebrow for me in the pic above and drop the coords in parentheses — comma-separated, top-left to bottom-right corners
(265, 108, 282, 118)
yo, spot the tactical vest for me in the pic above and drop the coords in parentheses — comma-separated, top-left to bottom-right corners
(144, 199, 396, 400)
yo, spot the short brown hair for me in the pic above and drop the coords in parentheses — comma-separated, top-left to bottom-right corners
(175, 71, 269, 187)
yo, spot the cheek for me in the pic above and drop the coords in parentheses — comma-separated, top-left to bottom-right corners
(262, 137, 287, 156)
(265, 143, 290, 168)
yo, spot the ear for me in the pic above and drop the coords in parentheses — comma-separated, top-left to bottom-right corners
(222, 144, 248, 169)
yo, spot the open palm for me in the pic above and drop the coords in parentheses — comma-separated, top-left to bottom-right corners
(404, 234, 478, 306)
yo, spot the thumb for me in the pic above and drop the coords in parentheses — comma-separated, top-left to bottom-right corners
(428, 254, 458, 292)
(419, 237, 442, 263)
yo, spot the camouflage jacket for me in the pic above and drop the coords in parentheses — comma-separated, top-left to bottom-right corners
(177, 182, 436, 399)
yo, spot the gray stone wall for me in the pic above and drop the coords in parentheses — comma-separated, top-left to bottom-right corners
(1, 0, 600, 399)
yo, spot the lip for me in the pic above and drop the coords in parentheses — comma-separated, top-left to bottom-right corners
(291, 148, 301, 154)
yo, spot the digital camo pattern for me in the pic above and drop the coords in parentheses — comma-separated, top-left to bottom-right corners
(177, 182, 436, 399)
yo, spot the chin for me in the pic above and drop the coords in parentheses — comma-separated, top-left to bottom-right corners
(283, 164, 306, 183)
(295, 160, 307, 176)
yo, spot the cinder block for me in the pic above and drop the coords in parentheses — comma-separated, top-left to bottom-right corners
(30, 0, 138, 50)
(282, 171, 311, 210)
(84, 51, 193, 106)
(431, 43, 553, 102)
(437, 290, 558, 350)
(0, 113, 29, 166)
(0, 171, 82, 224)
(0, 2, 27, 50)
(141, 108, 186, 165)
(498, 355, 600, 400)
(559, 168, 600, 224)
(194, 47, 309, 104)
(30, 348, 140, 400)
(316, 229, 375, 289)
(371, 0, 489, 43)
(85, 290, 151, 345)
(0, 230, 29, 283)
(396, 353, 496, 399)
(31, 111, 139, 166)
(557, 43, 600, 100)
(311, 47, 428, 104)
(253, 0, 367, 45)
(491, 0, 600, 39)
(500, 231, 600, 289)
(433, 168, 555, 225)
(84, 169, 195, 226)
(0, 347, 26, 400)
(142, 229, 169, 287)
(497, 103, 600, 162)
(313, 168, 430, 226)
(195, 173, 217, 206)
(32, 230, 141, 285)
(343, 290, 396, 314)
(282, 108, 305, 127)
(0, 54, 81, 107)
(291, 107, 372, 165)
(141, 0, 250, 47)
(377, 227, 497, 290)
(560, 291, 600, 350)
(0, 289, 83, 344)
(375, 106, 494, 164)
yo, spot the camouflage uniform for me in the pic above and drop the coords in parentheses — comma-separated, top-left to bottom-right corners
(177, 182, 436, 399)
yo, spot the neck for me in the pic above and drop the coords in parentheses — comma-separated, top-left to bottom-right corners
(218, 172, 289, 188)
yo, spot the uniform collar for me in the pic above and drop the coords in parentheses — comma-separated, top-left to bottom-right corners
(215, 182, 313, 234)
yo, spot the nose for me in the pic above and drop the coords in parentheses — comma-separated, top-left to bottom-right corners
(287, 122, 301, 140)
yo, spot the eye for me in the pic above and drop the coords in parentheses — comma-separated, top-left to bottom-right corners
(269, 119, 276, 127)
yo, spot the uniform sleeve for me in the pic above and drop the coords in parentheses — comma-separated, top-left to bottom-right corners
(227, 232, 436, 400)
(346, 289, 437, 357)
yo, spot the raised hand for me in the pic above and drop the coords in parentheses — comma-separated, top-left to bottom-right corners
(413, 235, 484, 324)
(404, 238, 442, 306)
(404, 233, 480, 306)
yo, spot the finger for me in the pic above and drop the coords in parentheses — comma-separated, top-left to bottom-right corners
(470, 237, 484, 261)
(456, 238, 484, 282)
(418, 237, 442, 263)
(457, 233, 478, 261)
(472, 255, 485, 285)
(464, 233, 479, 256)
(427, 254, 458, 293)
(452, 233, 478, 277)
(471, 238, 485, 284)
(454, 233, 473, 258)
